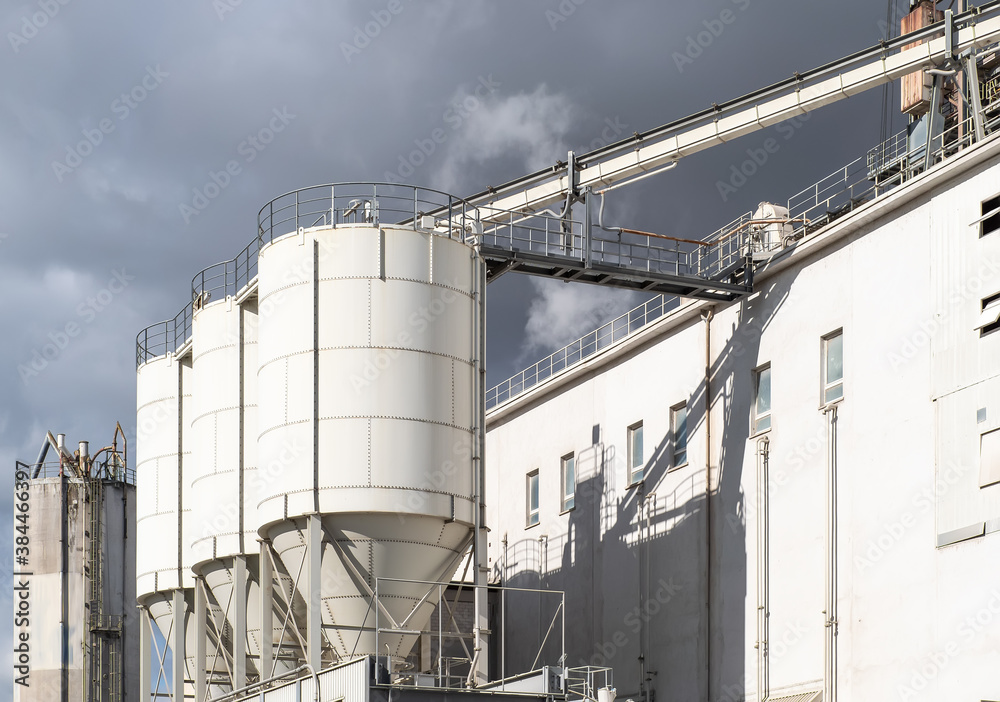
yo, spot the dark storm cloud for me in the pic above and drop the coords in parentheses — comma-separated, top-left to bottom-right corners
(0, 0, 903, 683)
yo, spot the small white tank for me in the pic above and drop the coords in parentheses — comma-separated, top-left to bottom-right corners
(749, 202, 795, 259)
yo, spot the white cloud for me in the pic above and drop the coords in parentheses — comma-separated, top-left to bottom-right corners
(432, 83, 575, 192)
(520, 277, 645, 360)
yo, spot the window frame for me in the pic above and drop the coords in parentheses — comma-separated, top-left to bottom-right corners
(560, 453, 576, 512)
(821, 330, 844, 406)
(752, 364, 772, 435)
(526, 470, 540, 528)
(980, 193, 1000, 238)
(977, 291, 1000, 337)
(627, 421, 644, 485)
(671, 402, 688, 468)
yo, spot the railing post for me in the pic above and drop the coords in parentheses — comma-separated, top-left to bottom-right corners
(584, 189, 593, 268)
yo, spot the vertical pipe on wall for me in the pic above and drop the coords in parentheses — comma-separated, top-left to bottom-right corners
(470, 244, 489, 686)
(823, 405, 839, 702)
(702, 307, 714, 702)
(755, 437, 770, 702)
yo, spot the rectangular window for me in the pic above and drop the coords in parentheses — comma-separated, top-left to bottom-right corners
(822, 331, 844, 404)
(980, 194, 1000, 237)
(977, 292, 1000, 337)
(526, 470, 539, 527)
(753, 365, 772, 434)
(628, 422, 644, 484)
(561, 454, 576, 512)
(671, 403, 688, 467)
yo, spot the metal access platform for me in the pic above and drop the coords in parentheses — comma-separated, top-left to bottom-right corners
(256, 183, 757, 302)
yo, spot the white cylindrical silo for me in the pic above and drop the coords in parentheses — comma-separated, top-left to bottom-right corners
(190, 295, 299, 680)
(255, 221, 480, 662)
(137, 347, 229, 699)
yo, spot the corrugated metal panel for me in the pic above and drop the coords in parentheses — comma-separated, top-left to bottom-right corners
(262, 679, 300, 702)
(768, 691, 821, 702)
(314, 658, 370, 702)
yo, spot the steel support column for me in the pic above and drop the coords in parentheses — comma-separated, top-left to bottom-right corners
(260, 542, 274, 678)
(306, 513, 322, 671)
(234, 555, 247, 688)
(140, 607, 152, 702)
(172, 589, 186, 702)
(195, 580, 206, 702)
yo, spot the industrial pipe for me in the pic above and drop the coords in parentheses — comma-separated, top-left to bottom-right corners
(207, 663, 320, 702)
(823, 405, 839, 702)
(755, 437, 770, 702)
(702, 307, 714, 702)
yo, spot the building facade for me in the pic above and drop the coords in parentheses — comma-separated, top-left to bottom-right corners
(485, 133, 1000, 702)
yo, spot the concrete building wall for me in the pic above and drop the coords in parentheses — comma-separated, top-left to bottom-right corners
(485, 144, 1000, 701)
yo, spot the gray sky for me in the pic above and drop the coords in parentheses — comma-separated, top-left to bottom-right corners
(1, 0, 908, 685)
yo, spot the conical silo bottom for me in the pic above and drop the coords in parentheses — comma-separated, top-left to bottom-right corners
(199, 558, 303, 679)
(267, 514, 473, 662)
(144, 590, 232, 699)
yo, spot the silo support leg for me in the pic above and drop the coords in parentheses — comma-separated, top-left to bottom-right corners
(260, 543, 274, 678)
(234, 556, 247, 688)
(195, 581, 206, 702)
(307, 513, 322, 671)
(172, 589, 186, 702)
(139, 608, 151, 702)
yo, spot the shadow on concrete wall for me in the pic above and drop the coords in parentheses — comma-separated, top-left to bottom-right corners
(494, 273, 797, 702)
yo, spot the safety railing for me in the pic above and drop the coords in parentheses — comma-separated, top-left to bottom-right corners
(373, 577, 565, 690)
(486, 102, 1000, 410)
(565, 666, 614, 702)
(19, 459, 136, 484)
(486, 296, 680, 410)
(479, 206, 584, 260)
(258, 182, 481, 246)
(139, 183, 479, 367)
(135, 301, 193, 368)
(191, 237, 259, 309)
